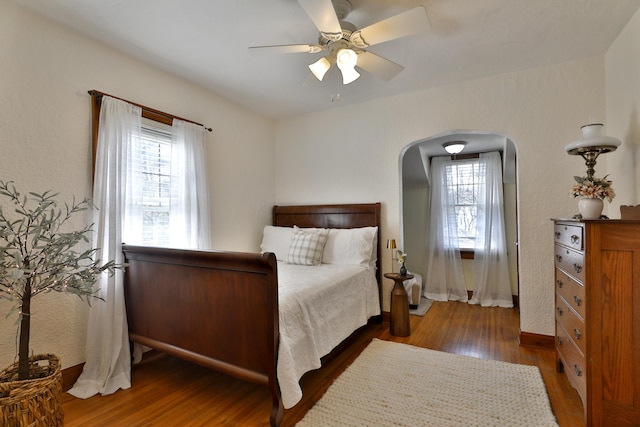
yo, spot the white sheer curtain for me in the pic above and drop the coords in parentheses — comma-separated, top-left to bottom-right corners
(169, 119, 211, 249)
(469, 152, 513, 307)
(68, 96, 140, 398)
(423, 156, 468, 302)
(70, 99, 213, 399)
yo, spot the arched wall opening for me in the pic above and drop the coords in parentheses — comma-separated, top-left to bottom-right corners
(399, 130, 520, 301)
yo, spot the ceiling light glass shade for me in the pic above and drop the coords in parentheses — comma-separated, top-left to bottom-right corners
(336, 48, 357, 68)
(564, 123, 621, 155)
(339, 66, 360, 84)
(308, 57, 331, 81)
(336, 48, 360, 84)
(443, 142, 466, 154)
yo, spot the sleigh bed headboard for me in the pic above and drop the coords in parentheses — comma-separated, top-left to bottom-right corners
(272, 202, 382, 287)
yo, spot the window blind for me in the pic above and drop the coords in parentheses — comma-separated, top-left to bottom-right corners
(129, 123, 172, 246)
(446, 159, 486, 250)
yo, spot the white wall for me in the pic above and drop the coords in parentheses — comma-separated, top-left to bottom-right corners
(0, 0, 275, 370)
(275, 57, 606, 336)
(3, 0, 638, 374)
(606, 6, 640, 210)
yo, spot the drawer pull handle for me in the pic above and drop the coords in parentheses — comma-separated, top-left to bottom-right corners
(555, 255, 563, 263)
(573, 295, 582, 306)
(556, 307, 563, 316)
(571, 234, 580, 244)
(556, 279, 563, 288)
(555, 231, 561, 239)
(573, 264, 582, 273)
(557, 336, 563, 345)
(574, 364, 583, 377)
(573, 328, 582, 340)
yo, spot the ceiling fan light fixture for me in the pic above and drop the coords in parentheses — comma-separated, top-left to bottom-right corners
(336, 48, 357, 68)
(336, 48, 360, 84)
(339, 66, 360, 84)
(309, 56, 331, 81)
(443, 141, 466, 154)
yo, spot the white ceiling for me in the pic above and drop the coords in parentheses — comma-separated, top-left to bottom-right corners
(13, 0, 640, 119)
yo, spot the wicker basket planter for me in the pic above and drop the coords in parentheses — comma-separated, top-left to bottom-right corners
(0, 354, 63, 427)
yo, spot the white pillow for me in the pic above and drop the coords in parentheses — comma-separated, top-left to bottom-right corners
(260, 225, 293, 261)
(322, 226, 378, 268)
(287, 226, 329, 266)
(369, 227, 378, 269)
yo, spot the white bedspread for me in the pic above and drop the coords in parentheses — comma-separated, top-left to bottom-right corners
(277, 262, 380, 409)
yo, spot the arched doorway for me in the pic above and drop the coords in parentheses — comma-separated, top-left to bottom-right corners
(399, 130, 519, 304)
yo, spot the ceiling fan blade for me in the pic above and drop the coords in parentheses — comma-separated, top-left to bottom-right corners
(356, 51, 404, 81)
(351, 6, 429, 48)
(248, 44, 323, 54)
(297, 0, 342, 39)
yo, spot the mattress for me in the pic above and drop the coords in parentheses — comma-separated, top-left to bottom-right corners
(276, 262, 380, 408)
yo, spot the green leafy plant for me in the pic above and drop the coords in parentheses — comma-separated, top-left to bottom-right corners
(0, 180, 122, 380)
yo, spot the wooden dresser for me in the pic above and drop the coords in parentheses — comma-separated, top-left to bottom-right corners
(553, 219, 640, 426)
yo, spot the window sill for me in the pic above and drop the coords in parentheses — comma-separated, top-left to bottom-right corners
(460, 250, 475, 260)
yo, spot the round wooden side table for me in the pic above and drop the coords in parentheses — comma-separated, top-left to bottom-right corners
(384, 273, 413, 337)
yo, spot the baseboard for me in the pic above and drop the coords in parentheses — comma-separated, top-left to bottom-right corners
(62, 362, 84, 391)
(519, 330, 555, 350)
(465, 291, 519, 307)
(62, 349, 161, 391)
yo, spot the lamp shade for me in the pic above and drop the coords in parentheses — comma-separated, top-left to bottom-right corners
(309, 57, 331, 81)
(443, 141, 466, 154)
(565, 123, 621, 155)
(336, 48, 360, 84)
(387, 239, 396, 249)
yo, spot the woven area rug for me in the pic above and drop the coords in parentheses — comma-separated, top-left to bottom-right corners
(409, 297, 433, 316)
(296, 339, 558, 427)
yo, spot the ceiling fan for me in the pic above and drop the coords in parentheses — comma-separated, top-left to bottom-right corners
(249, 0, 429, 85)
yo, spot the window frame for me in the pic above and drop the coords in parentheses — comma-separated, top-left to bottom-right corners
(134, 120, 174, 246)
(89, 90, 211, 247)
(89, 90, 209, 179)
(447, 153, 480, 259)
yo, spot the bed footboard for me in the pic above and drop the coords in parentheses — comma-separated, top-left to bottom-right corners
(122, 245, 283, 426)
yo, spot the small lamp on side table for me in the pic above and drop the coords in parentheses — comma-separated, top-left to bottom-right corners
(387, 239, 397, 274)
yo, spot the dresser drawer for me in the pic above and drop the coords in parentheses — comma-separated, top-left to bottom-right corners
(555, 268, 585, 319)
(556, 294, 586, 355)
(557, 321, 587, 405)
(554, 244, 585, 283)
(554, 223, 583, 251)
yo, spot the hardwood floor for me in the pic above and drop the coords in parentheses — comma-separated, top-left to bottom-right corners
(62, 302, 584, 426)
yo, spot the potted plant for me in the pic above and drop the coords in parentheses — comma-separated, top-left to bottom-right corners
(0, 180, 121, 426)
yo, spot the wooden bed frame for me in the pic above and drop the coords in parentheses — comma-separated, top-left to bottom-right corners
(122, 203, 382, 426)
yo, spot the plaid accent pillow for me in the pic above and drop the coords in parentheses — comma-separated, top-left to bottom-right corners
(286, 226, 329, 265)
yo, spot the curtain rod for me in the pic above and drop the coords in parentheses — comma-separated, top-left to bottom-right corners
(88, 90, 212, 132)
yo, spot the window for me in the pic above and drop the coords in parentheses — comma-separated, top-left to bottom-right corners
(90, 90, 211, 250)
(445, 155, 484, 252)
(130, 120, 173, 246)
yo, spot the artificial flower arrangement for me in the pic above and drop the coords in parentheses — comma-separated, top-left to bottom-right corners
(571, 175, 616, 202)
(397, 250, 408, 275)
(397, 250, 407, 266)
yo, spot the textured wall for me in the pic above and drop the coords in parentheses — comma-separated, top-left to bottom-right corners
(606, 7, 640, 210)
(2, 0, 637, 374)
(0, 0, 275, 370)
(275, 58, 606, 336)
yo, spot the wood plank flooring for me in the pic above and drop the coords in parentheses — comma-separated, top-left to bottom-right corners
(62, 302, 584, 426)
